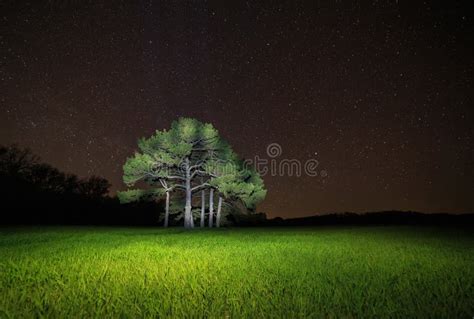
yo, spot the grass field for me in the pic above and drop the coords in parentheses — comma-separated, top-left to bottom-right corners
(0, 226, 473, 318)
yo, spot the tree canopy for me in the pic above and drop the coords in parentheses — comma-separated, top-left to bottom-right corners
(119, 117, 267, 228)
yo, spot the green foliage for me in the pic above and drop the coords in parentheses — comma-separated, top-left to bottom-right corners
(240, 168, 267, 209)
(208, 159, 267, 210)
(123, 153, 156, 186)
(117, 188, 164, 204)
(121, 117, 267, 225)
(123, 118, 222, 187)
(0, 227, 473, 318)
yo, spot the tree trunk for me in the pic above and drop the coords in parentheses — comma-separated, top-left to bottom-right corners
(216, 196, 223, 228)
(200, 189, 206, 227)
(164, 191, 170, 227)
(184, 158, 193, 229)
(208, 188, 214, 228)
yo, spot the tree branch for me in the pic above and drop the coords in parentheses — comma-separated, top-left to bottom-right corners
(189, 163, 204, 171)
(191, 183, 213, 192)
(191, 169, 216, 179)
(167, 175, 186, 181)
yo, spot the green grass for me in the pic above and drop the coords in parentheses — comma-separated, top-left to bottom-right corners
(0, 226, 473, 318)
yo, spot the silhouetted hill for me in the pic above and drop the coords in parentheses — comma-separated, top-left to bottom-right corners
(265, 211, 474, 226)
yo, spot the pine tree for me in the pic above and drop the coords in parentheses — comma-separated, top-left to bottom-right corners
(120, 118, 219, 229)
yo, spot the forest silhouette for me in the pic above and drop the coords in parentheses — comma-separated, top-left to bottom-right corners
(0, 145, 162, 225)
(1, 144, 472, 226)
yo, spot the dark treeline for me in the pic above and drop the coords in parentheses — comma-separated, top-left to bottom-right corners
(0, 145, 163, 225)
(1, 144, 472, 227)
(265, 211, 474, 227)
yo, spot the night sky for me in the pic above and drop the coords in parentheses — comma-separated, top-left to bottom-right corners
(1, 1, 473, 218)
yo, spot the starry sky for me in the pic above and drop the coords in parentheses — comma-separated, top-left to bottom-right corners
(1, 1, 473, 218)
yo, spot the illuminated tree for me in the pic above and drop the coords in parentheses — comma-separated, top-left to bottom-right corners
(202, 139, 266, 227)
(209, 162, 267, 227)
(119, 117, 267, 228)
(120, 118, 220, 229)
